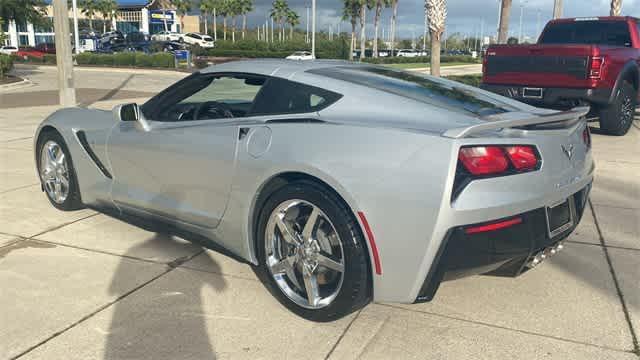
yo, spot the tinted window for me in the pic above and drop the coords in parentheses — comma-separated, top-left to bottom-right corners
(308, 66, 514, 117)
(144, 74, 266, 122)
(250, 78, 342, 115)
(540, 21, 632, 46)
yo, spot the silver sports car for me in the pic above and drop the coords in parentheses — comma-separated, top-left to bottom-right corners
(34, 60, 594, 321)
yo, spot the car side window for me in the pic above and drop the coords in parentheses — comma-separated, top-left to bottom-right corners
(250, 77, 342, 116)
(145, 73, 266, 122)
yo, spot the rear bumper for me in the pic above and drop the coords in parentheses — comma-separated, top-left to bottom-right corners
(481, 83, 612, 109)
(415, 183, 591, 303)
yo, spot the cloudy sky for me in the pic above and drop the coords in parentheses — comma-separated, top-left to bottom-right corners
(240, 0, 640, 40)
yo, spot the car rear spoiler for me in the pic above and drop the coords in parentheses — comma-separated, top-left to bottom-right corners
(442, 106, 590, 139)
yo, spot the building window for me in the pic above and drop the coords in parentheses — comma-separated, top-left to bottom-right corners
(16, 22, 28, 32)
(18, 35, 29, 46)
(34, 18, 54, 33)
(35, 35, 55, 45)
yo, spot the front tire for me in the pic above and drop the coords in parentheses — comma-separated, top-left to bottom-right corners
(255, 180, 371, 322)
(36, 131, 84, 211)
(599, 81, 636, 136)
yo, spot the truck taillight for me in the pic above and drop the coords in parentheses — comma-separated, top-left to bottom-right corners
(589, 56, 604, 79)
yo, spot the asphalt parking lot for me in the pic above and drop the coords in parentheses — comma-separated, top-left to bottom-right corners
(1, 65, 639, 360)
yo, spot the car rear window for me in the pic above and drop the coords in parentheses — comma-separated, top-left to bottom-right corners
(540, 20, 632, 46)
(250, 77, 342, 116)
(308, 66, 514, 117)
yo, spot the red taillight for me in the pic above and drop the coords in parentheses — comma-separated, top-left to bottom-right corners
(458, 145, 540, 176)
(465, 217, 523, 234)
(582, 127, 591, 148)
(458, 146, 509, 175)
(589, 56, 604, 79)
(505, 146, 539, 171)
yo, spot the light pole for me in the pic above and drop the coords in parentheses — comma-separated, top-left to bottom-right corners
(52, 0, 76, 106)
(71, 0, 80, 54)
(306, 5, 310, 43)
(311, 0, 316, 59)
(518, 2, 524, 44)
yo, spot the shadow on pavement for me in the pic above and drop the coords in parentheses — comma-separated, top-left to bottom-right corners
(104, 233, 226, 359)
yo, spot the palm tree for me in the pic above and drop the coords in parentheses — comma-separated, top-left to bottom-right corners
(552, 0, 562, 18)
(610, 0, 622, 15)
(359, 1, 368, 60)
(343, 0, 360, 60)
(229, 0, 241, 42)
(270, 0, 288, 42)
(97, 0, 117, 33)
(200, 0, 214, 35)
(372, 0, 391, 57)
(171, 0, 191, 33)
(238, 0, 253, 39)
(219, 0, 230, 40)
(286, 8, 300, 40)
(79, 0, 99, 31)
(390, 0, 399, 56)
(497, 0, 511, 44)
(426, 0, 446, 76)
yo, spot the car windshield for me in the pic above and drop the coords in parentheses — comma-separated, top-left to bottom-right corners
(308, 66, 515, 117)
(203, 36, 213, 41)
(293, 52, 308, 55)
(539, 20, 632, 46)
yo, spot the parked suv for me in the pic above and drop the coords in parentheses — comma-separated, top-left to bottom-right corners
(482, 16, 640, 135)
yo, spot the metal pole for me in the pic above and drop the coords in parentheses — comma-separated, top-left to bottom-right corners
(518, 4, 524, 43)
(71, 0, 80, 54)
(311, 0, 316, 58)
(52, 0, 76, 106)
(536, 8, 541, 38)
(213, 8, 217, 40)
(552, 0, 562, 19)
(306, 6, 310, 43)
(480, 18, 484, 50)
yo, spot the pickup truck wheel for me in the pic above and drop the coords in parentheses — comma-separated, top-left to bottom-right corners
(599, 81, 636, 136)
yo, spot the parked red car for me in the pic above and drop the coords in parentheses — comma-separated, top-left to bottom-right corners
(482, 16, 640, 135)
(15, 47, 46, 59)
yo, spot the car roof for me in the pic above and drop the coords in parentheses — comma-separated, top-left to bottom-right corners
(200, 59, 369, 78)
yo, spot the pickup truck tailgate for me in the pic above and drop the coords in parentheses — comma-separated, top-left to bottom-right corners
(484, 45, 596, 88)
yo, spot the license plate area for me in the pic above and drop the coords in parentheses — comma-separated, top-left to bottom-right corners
(545, 197, 576, 238)
(523, 87, 543, 99)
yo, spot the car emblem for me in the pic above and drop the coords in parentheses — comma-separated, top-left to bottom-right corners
(561, 144, 574, 160)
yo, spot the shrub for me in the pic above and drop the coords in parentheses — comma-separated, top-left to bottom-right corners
(0, 54, 13, 78)
(150, 52, 174, 68)
(134, 52, 153, 67)
(113, 52, 135, 66)
(75, 52, 95, 65)
(43, 54, 56, 64)
(363, 55, 478, 65)
(95, 54, 114, 66)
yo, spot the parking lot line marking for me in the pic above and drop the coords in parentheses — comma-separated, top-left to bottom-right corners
(589, 200, 640, 356)
(565, 239, 640, 253)
(323, 309, 362, 360)
(379, 303, 635, 355)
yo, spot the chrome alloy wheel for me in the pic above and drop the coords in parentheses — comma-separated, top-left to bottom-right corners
(40, 140, 70, 204)
(621, 92, 634, 127)
(265, 199, 345, 309)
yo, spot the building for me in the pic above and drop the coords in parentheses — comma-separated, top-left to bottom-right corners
(2, 0, 199, 47)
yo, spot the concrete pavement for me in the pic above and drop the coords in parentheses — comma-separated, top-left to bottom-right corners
(0, 65, 638, 359)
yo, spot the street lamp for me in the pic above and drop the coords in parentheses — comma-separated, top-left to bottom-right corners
(311, 0, 316, 59)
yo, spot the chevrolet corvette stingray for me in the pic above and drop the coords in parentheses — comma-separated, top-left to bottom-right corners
(34, 60, 593, 321)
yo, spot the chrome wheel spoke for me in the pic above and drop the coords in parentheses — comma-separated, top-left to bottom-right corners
(317, 253, 344, 273)
(275, 215, 300, 246)
(40, 141, 70, 204)
(301, 206, 319, 241)
(302, 267, 321, 307)
(265, 199, 344, 310)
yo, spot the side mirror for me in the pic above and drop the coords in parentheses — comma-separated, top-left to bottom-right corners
(114, 103, 139, 122)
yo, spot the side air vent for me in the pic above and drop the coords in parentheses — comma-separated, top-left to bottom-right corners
(75, 130, 112, 179)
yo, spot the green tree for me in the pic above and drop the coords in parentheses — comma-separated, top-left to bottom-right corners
(285, 8, 299, 40)
(79, 0, 99, 31)
(270, 0, 288, 42)
(390, 0, 398, 55)
(497, 0, 511, 44)
(219, 0, 230, 40)
(372, 0, 391, 57)
(0, 18, 8, 45)
(426, 0, 446, 76)
(0, 0, 47, 28)
(200, 0, 215, 35)
(238, 0, 252, 39)
(170, 0, 191, 33)
(342, 0, 360, 60)
(97, 0, 117, 33)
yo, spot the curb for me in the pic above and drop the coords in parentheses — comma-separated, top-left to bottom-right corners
(0, 78, 33, 92)
(14, 63, 190, 76)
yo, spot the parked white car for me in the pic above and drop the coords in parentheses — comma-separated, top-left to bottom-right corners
(151, 31, 183, 42)
(286, 51, 314, 60)
(182, 33, 214, 48)
(397, 49, 418, 57)
(0, 45, 19, 55)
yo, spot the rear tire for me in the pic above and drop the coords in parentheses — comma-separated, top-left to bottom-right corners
(599, 81, 636, 136)
(254, 180, 371, 322)
(36, 131, 84, 211)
